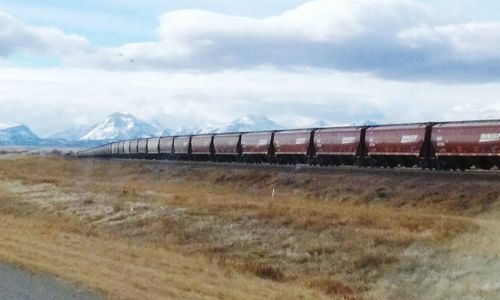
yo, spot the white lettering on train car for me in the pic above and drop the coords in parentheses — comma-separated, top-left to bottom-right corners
(436, 136, 445, 147)
(258, 139, 268, 145)
(479, 133, 500, 143)
(368, 137, 375, 147)
(295, 137, 307, 144)
(401, 135, 418, 143)
(341, 136, 356, 144)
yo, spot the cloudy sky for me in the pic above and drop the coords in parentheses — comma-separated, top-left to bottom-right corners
(1, 0, 500, 136)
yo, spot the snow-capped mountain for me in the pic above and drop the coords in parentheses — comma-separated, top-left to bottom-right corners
(0, 124, 102, 147)
(217, 115, 282, 133)
(80, 113, 159, 141)
(0, 124, 40, 145)
(194, 125, 221, 134)
(308, 120, 332, 128)
(196, 115, 282, 134)
(306, 120, 380, 128)
(165, 126, 197, 135)
(160, 115, 282, 135)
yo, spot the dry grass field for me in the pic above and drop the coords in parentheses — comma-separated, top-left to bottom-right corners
(0, 155, 499, 299)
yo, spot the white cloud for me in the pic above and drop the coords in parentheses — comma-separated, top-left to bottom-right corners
(0, 10, 92, 57)
(4, 1, 500, 81)
(70, 0, 433, 70)
(399, 22, 500, 59)
(58, 0, 500, 82)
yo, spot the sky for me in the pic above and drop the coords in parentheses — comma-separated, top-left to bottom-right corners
(1, 0, 500, 136)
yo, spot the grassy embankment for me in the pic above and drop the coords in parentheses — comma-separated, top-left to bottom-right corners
(0, 156, 496, 299)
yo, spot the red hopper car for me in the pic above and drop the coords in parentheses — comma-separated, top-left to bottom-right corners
(432, 120, 500, 170)
(314, 126, 365, 166)
(365, 124, 432, 168)
(213, 133, 241, 162)
(241, 131, 274, 163)
(273, 129, 314, 164)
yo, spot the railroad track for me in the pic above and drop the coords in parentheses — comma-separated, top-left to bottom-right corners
(92, 158, 500, 181)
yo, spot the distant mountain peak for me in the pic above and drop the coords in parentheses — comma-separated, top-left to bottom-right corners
(0, 124, 40, 145)
(80, 112, 159, 141)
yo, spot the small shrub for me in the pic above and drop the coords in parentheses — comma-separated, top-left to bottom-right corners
(82, 198, 94, 205)
(248, 263, 285, 281)
(354, 252, 397, 269)
(325, 280, 356, 298)
(112, 202, 124, 212)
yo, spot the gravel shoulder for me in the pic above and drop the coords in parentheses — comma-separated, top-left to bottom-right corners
(0, 263, 103, 300)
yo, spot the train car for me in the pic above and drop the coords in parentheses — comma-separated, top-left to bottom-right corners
(116, 141, 123, 157)
(123, 140, 131, 158)
(159, 136, 174, 159)
(137, 138, 148, 159)
(173, 136, 192, 160)
(111, 142, 120, 158)
(97, 144, 111, 158)
(129, 139, 139, 158)
(314, 126, 365, 166)
(365, 123, 432, 168)
(107, 144, 112, 157)
(78, 149, 88, 158)
(432, 120, 500, 170)
(190, 134, 214, 161)
(146, 137, 160, 159)
(213, 133, 241, 162)
(273, 129, 314, 164)
(241, 131, 275, 163)
(101, 144, 111, 158)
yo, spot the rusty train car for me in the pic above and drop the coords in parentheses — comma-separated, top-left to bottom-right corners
(78, 120, 500, 171)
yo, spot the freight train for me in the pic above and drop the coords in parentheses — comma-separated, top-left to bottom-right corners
(77, 120, 500, 171)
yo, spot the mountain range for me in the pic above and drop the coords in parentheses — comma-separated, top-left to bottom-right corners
(0, 124, 102, 148)
(0, 112, 377, 147)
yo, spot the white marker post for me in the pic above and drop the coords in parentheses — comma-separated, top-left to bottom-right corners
(272, 188, 275, 200)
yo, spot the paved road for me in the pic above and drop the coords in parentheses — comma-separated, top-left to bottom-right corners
(0, 263, 103, 300)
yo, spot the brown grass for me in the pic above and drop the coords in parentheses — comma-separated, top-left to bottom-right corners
(0, 214, 325, 300)
(0, 156, 490, 299)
